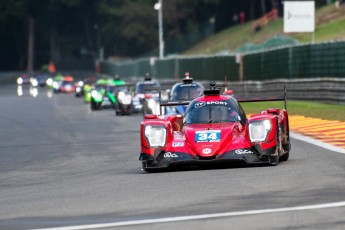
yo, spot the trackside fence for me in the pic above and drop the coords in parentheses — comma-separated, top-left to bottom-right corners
(228, 78, 345, 104)
(99, 40, 345, 103)
(101, 40, 345, 82)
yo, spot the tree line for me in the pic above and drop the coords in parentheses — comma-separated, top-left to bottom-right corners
(0, 0, 328, 71)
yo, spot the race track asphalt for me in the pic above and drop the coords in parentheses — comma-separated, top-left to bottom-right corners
(1, 84, 345, 230)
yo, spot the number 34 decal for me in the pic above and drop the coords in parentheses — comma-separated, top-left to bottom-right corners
(195, 130, 221, 142)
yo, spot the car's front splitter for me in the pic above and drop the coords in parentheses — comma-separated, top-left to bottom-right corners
(140, 147, 278, 169)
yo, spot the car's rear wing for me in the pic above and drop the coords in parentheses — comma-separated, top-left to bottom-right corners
(235, 86, 287, 110)
(154, 90, 191, 115)
(160, 100, 191, 106)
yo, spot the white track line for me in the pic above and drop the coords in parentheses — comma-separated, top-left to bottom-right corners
(30, 201, 345, 230)
(291, 132, 345, 154)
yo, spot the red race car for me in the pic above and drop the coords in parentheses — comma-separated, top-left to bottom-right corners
(139, 82, 290, 172)
(60, 76, 76, 93)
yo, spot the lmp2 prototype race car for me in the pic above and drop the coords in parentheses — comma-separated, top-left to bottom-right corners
(132, 75, 163, 114)
(139, 82, 290, 172)
(90, 78, 126, 110)
(165, 73, 204, 115)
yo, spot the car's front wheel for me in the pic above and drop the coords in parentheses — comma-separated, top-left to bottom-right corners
(279, 151, 289, 161)
(141, 161, 156, 173)
(91, 100, 100, 110)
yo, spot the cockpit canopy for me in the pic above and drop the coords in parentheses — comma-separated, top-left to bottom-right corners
(171, 82, 204, 100)
(184, 97, 246, 124)
(135, 80, 160, 94)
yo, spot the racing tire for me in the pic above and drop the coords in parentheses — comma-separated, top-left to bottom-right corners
(141, 161, 156, 173)
(269, 156, 279, 166)
(91, 100, 99, 111)
(279, 152, 289, 161)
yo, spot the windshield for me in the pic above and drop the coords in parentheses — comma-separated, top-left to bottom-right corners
(95, 84, 107, 90)
(107, 85, 115, 91)
(171, 84, 204, 100)
(184, 99, 246, 124)
(136, 81, 160, 94)
(114, 86, 129, 92)
(62, 81, 73, 86)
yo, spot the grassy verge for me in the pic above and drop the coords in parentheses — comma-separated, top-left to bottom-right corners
(241, 100, 345, 122)
(184, 4, 345, 55)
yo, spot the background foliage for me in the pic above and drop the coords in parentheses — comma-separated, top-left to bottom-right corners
(0, 0, 329, 71)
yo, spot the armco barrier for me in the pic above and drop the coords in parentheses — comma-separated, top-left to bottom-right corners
(139, 78, 345, 104)
(227, 78, 345, 104)
(0, 72, 22, 84)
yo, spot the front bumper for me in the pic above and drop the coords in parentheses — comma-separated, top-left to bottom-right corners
(140, 147, 278, 169)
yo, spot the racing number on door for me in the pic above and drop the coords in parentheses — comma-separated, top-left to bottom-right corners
(198, 133, 217, 141)
(195, 130, 221, 142)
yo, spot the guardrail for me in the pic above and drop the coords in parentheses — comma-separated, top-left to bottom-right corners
(223, 78, 345, 104)
(0, 72, 22, 84)
(130, 77, 345, 104)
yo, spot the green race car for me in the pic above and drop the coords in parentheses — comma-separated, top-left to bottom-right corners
(90, 78, 126, 110)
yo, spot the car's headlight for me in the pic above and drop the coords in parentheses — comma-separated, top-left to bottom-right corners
(91, 90, 99, 98)
(118, 92, 132, 104)
(31, 79, 38, 87)
(144, 125, 166, 147)
(53, 81, 59, 89)
(118, 91, 125, 100)
(17, 78, 23, 85)
(46, 78, 53, 86)
(249, 119, 271, 142)
(148, 99, 156, 109)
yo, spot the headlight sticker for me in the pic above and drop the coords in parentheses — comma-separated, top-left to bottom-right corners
(172, 142, 184, 147)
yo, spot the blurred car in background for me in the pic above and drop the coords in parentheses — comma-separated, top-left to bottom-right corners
(75, 80, 84, 97)
(52, 74, 64, 92)
(114, 85, 134, 115)
(90, 78, 126, 110)
(29, 74, 49, 87)
(165, 73, 204, 115)
(16, 73, 30, 85)
(60, 75, 75, 93)
(132, 75, 162, 115)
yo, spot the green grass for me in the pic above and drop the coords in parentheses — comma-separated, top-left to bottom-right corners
(293, 17, 345, 42)
(241, 100, 345, 122)
(184, 4, 345, 55)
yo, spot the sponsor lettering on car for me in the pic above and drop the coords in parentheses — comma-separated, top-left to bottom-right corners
(164, 152, 178, 158)
(172, 142, 184, 147)
(235, 149, 253, 155)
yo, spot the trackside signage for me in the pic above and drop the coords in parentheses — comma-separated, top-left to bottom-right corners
(284, 1, 315, 33)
